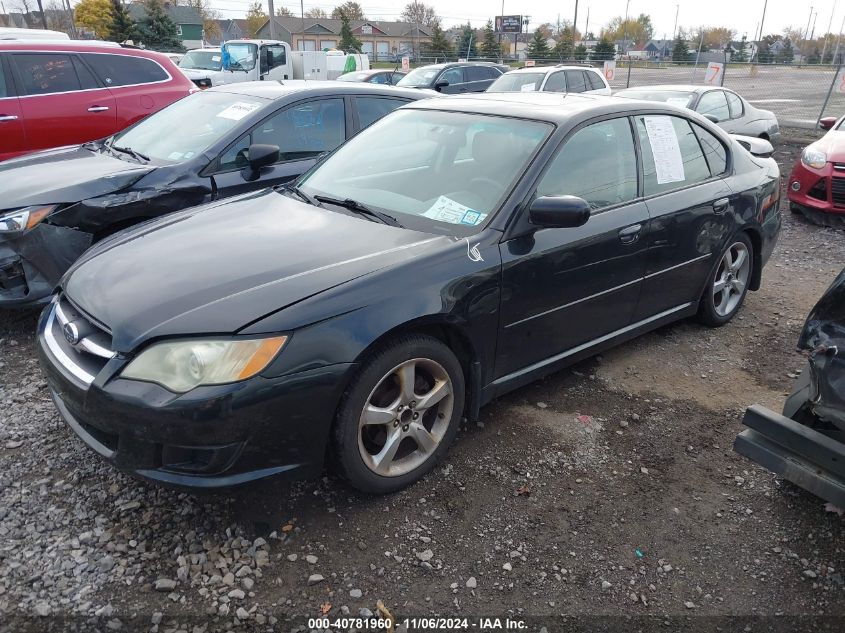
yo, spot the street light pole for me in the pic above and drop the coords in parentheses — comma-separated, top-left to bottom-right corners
(621, 0, 631, 56)
(268, 0, 276, 39)
(673, 4, 679, 41)
(757, 0, 768, 42)
(822, 0, 837, 62)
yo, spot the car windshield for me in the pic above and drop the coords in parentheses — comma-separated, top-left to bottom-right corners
(222, 43, 257, 71)
(337, 71, 370, 81)
(616, 89, 695, 108)
(397, 67, 440, 87)
(111, 91, 266, 163)
(487, 72, 546, 93)
(179, 50, 222, 71)
(299, 109, 551, 235)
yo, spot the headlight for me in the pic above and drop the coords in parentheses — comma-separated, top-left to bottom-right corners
(802, 147, 827, 170)
(121, 336, 288, 393)
(0, 204, 57, 232)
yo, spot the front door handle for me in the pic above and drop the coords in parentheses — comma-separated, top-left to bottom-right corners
(0, 115, 19, 122)
(713, 197, 730, 213)
(87, 106, 110, 112)
(619, 223, 642, 244)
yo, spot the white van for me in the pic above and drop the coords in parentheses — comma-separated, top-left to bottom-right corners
(0, 27, 71, 41)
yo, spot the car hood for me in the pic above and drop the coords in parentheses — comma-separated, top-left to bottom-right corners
(0, 145, 154, 208)
(64, 189, 447, 352)
(812, 132, 845, 163)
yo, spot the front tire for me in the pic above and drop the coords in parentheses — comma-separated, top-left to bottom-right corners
(697, 233, 753, 327)
(332, 335, 465, 494)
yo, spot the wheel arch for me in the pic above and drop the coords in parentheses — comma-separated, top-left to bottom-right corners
(743, 225, 763, 291)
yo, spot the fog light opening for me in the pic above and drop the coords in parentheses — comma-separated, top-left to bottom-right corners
(791, 181, 801, 192)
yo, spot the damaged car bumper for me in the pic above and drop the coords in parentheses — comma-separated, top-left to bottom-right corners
(0, 223, 92, 307)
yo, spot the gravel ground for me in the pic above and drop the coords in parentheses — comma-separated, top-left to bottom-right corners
(1, 132, 844, 632)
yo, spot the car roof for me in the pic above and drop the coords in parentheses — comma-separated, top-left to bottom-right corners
(0, 40, 175, 61)
(207, 80, 434, 101)
(405, 92, 702, 124)
(616, 84, 724, 94)
(506, 65, 598, 74)
(416, 61, 505, 70)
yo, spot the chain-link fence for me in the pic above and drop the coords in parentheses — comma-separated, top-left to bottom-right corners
(602, 61, 844, 130)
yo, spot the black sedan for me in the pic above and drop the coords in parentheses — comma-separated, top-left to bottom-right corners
(337, 69, 406, 85)
(397, 62, 509, 93)
(37, 93, 781, 493)
(0, 81, 433, 307)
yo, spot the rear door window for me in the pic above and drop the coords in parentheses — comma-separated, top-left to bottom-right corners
(82, 54, 169, 87)
(356, 96, 409, 130)
(564, 70, 587, 93)
(439, 67, 464, 85)
(636, 115, 712, 196)
(696, 90, 730, 122)
(692, 122, 728, 176)
(12, 53, 82, 95)
(725, 91, 744, 119)
(0, 58, 7, 97)
(542, 71, 567, 92)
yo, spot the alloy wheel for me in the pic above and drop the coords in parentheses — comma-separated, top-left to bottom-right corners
(358, 358, 454, 477)
(713, 242, 751, 317)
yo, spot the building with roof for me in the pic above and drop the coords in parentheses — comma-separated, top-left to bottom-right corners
(256, 17, 433, 60)
(127, 2, 203, 49)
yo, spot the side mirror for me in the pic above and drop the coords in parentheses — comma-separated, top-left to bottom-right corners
(528, 196, 591, 228)
(241, 143, 279, 181)
(434, 80, 449, 91)
(820, 116, 837, 130)
(702, 113, 720, 124)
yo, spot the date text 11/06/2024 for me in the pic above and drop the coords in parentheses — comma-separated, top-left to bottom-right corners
(306, 617, 528, 630)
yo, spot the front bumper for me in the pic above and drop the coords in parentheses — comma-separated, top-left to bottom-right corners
(786, 160, 845, 216)
(0, 223, 92, 307)
(734, 404, 845, 508)
(36, 305, 354, 489)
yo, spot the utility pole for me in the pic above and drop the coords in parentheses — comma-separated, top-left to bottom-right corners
(811, 10, 818, 40)
(757, 0, 768, 42)
(672, 4, 679, 41)
(584, 6, 589, 43)
(267, 0, 277, 39)
(35, 0, 47, 29)
(805, 6, 814, 43)
(822, 0, 837, 62)
(498, 0, 504, 48)
(621, 0, 631, 56)
(573, 0, 578, 43)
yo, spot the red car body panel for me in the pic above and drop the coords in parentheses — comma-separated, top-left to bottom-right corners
(788, 116, 845, 215)
(0, 43, 195, 161)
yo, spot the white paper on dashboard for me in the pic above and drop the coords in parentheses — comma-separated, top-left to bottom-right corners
(520, 83, 536, 92)
(643, 115, 685, 184)
(217, 102, 261, 121)
(423, 196, 487, 225)
(666, 97, 689, 107)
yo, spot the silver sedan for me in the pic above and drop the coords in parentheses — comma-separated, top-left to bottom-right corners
(615, 84, 780, 141)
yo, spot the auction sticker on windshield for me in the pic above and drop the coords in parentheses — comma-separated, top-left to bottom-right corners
(217, 102, 262, 121)
(423, 196, 487, 225)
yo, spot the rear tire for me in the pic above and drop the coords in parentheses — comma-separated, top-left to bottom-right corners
(697, 233, 754, 327)
(332, 335, 465, 494)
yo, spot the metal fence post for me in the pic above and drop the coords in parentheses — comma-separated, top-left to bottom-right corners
(626, 60, 632, 88)
(817, 64, 842, 128)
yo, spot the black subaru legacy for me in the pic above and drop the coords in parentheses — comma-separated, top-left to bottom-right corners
(0, 81, 433, 307)
(37, 93, 781, 493)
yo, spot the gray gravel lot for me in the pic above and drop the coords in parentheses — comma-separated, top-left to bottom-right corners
(0, 134, 844, 632)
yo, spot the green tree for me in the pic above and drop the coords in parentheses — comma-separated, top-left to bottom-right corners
(332, 2, 365, 20)
(479, 19, 499, 58)
(731, 35, 748, 62)
(671, 34, 689, 61)
(574, 43, 588, 61)
(400, 1, 438, 27)
(756, 34, 780, 63)
(603, 13, 654, 43)
(525, 30, 550, 60)
(807, 46, 821, 64)
(244, 1, 267, 38)
(338, 9, 362, 52)
(778, 38, 795, 64)
(591, 38, 616, 61)
(426, 20, 453, 57)
(138, 0, 183, 51)
(107, 0, 137, 43)
(457, 23, 477, 58)
(74, 0, 113, 38)
(553, 36, 573, 61)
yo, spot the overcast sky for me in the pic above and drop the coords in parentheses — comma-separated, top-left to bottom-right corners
(209, 1, 834, 40)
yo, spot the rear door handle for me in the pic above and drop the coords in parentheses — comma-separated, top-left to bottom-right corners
(87, 106, 110, 112)
(0, 115, 19, 122)
(713, 197, 730, 213)
(619, 223, 642, 244)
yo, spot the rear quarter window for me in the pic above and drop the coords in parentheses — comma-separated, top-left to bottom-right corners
(82, 54, 169, 87)
(564, 70, 587, 93)
(586, 70, 606, 90)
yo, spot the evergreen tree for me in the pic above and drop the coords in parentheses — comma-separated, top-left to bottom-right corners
(671, 35, 689, 61)
(573, 43, 588, 61)
(426, 21, 453, 57)
(525, 30, 550, 60)
(457, 23, 477, 58)
(137, 0, 183, 51)
(807, 46, 821, 64)
(591, 38, 615, 61)
(732, 35, 748, 62)
(479, 19, 499, 58)
(553, 37, 573, 61)
(108, 0, 137, 43)
(338, 10, 362, 52)
(778, 38, 794, 64)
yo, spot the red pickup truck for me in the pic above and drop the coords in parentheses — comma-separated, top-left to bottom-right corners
(0, 41, 195, 161)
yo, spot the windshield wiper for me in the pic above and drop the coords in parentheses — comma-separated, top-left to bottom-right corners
(110, 144, 150, 163)
(280, 183, 319, 206)
(314, 195, 403, 227)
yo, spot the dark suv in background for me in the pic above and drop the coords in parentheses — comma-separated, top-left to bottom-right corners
(397, 61, 508, 93)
